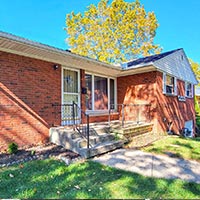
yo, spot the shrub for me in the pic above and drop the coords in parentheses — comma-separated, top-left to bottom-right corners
(8, 142, 18, 154)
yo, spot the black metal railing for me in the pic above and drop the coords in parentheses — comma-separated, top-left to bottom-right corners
(73, 102, 90, 149)
(52, 102, 90, 149)
(109, 103, 151, 128)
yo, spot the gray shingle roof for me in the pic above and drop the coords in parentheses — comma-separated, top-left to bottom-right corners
(124, 48, 198, 84)
(126, 49, 182, 67)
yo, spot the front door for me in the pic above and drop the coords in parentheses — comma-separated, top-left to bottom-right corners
(62, 68, 80, 125)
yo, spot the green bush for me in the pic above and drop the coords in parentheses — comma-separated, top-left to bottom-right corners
(8, 142, 18, 154)
(196, 115, 200, 127)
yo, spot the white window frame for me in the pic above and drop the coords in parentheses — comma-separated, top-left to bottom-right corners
(85, 72, 117, 114)
(163, 73, 177, 95)
(61, 66, 81, 125)
(185, 82, 193, 98)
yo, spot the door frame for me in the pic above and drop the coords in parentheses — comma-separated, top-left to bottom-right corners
(61, 66, 81, 124)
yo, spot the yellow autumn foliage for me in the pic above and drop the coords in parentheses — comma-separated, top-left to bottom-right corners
(190, 59, 200, 86)
(65, 0, 161, 64)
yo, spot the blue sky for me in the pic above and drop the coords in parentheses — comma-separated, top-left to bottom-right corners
(0, 0, 200, 63)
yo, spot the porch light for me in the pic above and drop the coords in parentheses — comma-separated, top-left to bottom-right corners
(53, 64, 59, 70)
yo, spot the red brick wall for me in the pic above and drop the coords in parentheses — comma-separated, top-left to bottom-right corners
(117, 71, 157, 105)
(117, 71, 196, 135)
(80, 69, 87, 123)
(0, 51, 61, 151)
(156, 71, 196, 134)
(88, 113, 119, 123)
(117, 71, 157, 126)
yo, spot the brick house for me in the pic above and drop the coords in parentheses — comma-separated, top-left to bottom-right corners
(0, 31, 198, 151)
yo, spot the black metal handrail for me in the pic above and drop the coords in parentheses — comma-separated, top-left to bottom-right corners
(72, 101, 90, 149)
(52, 102, 90, 149)
(109, 103, 151, 128)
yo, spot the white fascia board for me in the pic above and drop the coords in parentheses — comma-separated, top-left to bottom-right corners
(122, 61, 154, 70)
(118, 64, 156, 77)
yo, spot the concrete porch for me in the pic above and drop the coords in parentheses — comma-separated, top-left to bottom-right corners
(49, 120, 154, 158)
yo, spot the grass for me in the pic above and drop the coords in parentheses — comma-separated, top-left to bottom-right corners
(142, 136, 200, 161)
(0, 159, 200, 199)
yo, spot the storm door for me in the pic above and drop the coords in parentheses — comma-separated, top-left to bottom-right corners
(62, 68, 80, 125)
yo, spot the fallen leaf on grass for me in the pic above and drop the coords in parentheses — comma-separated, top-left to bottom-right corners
(74, 185, 80, 189)
(19, 164, 24, 168)
(9, 173, 14, 178)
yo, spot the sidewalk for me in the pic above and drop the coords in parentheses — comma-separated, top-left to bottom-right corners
(92, 148, 200, 184)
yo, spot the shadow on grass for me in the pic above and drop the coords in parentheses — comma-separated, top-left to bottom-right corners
(144, 136, 200, 162)
(0, 159, 200, 199)
(174, 140, 193, 149)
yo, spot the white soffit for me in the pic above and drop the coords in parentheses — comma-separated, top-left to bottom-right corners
(0, 31, 120, 77)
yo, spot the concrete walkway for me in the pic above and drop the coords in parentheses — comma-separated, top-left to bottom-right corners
(92, 148, 200, 184)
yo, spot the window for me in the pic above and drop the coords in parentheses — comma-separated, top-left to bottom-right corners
(185, 82, 193, 98)
(163, 73, 177, 95)
(110, 79, 115, 108)
(166, 75, 175, 94)
(63, 69, 78, 93)
(63, 69, 79, 104)
(94, 76, 108, 110)
(85, 74, 92, 110)
(85, 73, 116, 111)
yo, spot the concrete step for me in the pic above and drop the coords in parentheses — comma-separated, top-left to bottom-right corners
(80, 125, 110, 136)
(49, 127, 123, 158)
(79, 140, 124, 158)
(76, 133, 115, 148)
(110, 123, 153, 137)
(123, 123, 153, 138)
(49, 122, 153, 159)
(125, 131, 164, 148)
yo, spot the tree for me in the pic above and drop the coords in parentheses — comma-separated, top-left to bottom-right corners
(190, 59, 200, 86)
(65, 0, 161, 64)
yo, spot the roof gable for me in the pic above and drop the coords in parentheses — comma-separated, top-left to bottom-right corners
(154, 49, 198, 84)
(125, 49, 198, 84)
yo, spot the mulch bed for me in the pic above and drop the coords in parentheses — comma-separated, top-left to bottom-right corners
(0, 143, 80, 167)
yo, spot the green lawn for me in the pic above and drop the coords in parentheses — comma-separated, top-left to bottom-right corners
(142, 136, 200, 161)
(0, 159, 200, 199)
